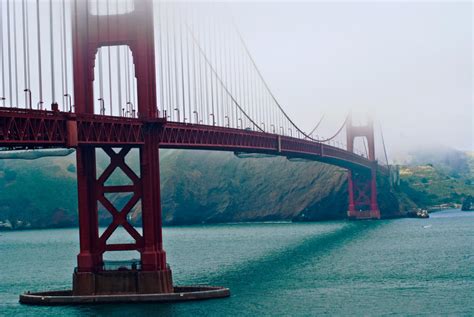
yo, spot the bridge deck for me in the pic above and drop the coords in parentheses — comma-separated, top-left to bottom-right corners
(0, 107, 377, 172)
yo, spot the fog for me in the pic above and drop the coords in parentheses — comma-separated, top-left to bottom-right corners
(230, 1, 473, 152)
(0, 1, 471, 155)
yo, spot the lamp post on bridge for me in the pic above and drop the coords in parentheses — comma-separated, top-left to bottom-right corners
(288, 128, 292, 137)
(280, 126, 284, 135)
(271, 124, 275, 133)
(209, 113, 216, 126)
(98, 98, 105, 115)
(193, 110, 199, 124)
(174, 108, 180, 122)
(238, 118, 242, 129)
(225, 116, 230, 127)
(261, 122, 266, 132)
(126, 102, 135, 118)
(64, 94, 72, 112)
(24, 89, 32, 109)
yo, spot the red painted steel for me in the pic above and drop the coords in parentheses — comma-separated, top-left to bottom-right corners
(346, 114, 380, 219)
(0, 109, 377, 171)
(71, 0, 167, 275)
(0, 0, 387, 290)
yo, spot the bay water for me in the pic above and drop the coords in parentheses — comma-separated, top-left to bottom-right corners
(0, 209, 473, 316)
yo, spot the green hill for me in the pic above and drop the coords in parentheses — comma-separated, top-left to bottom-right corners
(397, 150, 473, 208)
(0, 149, 406, 229)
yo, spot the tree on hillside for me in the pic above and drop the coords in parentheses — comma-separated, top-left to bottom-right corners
(461, 196, 472, 211)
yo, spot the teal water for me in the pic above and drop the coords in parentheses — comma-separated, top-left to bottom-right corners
(1, 209, 473, 316)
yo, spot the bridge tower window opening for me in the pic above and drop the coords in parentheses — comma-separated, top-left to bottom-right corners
(93, 45, 137, 117)
(353, 137, 369, 158)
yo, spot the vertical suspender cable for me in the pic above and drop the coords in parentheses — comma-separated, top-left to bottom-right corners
(191, 7, 198, 123)
(232, 27, 239, 127)
(178, 10, 186, 122)
(245, 52, 251, 128)
(96, 0, 105, 115)
(232, 32, 239, 127)
(185, 8, 192, 123)
(13, 0, 19, 107)
(157, 1, 165, 115)
(124, 46, 129, 106)
(6, 0, 12, 107)
(22, 0, 28, 108)
(224, 18, 231, 126)
(62, 0, 68, 111)
(49, 0, 56, 105)
(116, 1, 122, 116)
(130, 0, 136, 111)
(125, 46, 131, 115)
(0, 1, 5, 106)
(219, 12, 226, 125)
(200, 11, 209, 124)
(117, 46, 122, 115)
(212, 14, 219, 125)
(379, 123, 390, 168)
(106, 0, 113, 115)
(196, 9, 204, 123)
(166, 5, 173, 118)
(201, 11, 209, 124)
(97, 0, 104, 114)
(208, 17, 214, 125)
(212, 11, 220, 126)
(172, 7, 180, 121)
(60, 2, 65, 111)
(26, 0, 31, 105)
(165, 4, 172, 118)
(36, 0, 43, 109)
(237, 33, 244, 128)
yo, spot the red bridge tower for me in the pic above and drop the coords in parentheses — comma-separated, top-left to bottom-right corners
(346, 114, 381, 220)
(71, 0, 172, 295)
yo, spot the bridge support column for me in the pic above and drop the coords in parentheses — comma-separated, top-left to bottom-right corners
(76, 147, 101, 272)
(73, 141, 173, 296)
(71, 0, 172, 295)
(346, 114, 380, 219)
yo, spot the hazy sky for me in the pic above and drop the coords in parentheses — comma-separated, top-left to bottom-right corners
(230, 1, 473, 152)
(0, 0, 471, 155)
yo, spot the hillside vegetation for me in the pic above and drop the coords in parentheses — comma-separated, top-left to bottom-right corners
(0, 149, 404, 229)
(397, 149, 473, 208)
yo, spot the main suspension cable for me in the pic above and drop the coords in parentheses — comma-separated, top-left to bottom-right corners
(186, 23, 264, 132)
(308, 114, 326, 137)
(231, 20, 328, 141)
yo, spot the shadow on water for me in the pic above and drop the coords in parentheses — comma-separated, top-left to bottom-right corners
(70, 220, 388, 316)
(207, 220, 385, 289)
(74, 221, 388, 316)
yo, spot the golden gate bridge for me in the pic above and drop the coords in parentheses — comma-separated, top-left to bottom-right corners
(0, 0, 390, 304)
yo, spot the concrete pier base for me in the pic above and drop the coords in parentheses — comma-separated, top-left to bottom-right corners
(19, 286, 230, 305)
(20, 268, 229, 305)
(72, 269, 173, 295)
(348, 210, 381, 220)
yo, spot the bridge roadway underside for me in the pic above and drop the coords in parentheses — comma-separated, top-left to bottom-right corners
(0, 108, 375, 172)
